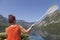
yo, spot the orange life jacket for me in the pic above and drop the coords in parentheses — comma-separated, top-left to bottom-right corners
(6, 25, 21, 40)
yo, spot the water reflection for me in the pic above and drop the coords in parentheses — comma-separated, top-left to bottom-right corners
(27, 35, 44, 40)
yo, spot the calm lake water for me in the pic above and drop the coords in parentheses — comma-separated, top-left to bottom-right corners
(27, 35, 45, 40)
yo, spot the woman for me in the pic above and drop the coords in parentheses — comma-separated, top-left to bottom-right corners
(5, 14, 33, 40)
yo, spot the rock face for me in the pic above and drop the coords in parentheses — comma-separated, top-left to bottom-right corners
(34, 10, 60, 40)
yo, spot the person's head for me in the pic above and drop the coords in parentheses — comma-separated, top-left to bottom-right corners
(8, 14, 16, 24)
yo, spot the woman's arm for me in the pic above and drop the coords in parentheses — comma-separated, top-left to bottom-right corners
(20, 25, 33, 34)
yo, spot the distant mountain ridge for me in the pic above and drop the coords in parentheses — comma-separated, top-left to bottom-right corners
(0, 15, 8, 24)
(0, 15, 34, 32)
(16, 20, 34, 29)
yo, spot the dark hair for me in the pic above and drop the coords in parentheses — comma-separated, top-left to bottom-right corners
(8, 15, 16, 24)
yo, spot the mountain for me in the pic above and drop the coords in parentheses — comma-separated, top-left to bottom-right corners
(34, 10, 60, 40)
(0, 15, 8, 24)
(16, 20, 34, 29)
(0, 15, 34, 33)
(0, 15, 8, 32)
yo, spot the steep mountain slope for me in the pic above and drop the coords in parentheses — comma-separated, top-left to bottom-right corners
(35, 10, 60, 40)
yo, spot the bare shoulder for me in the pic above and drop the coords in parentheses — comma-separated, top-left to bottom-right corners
(15, 24, 22, 28)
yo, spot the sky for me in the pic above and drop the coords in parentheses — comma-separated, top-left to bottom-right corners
(0, 0, 60, 22)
